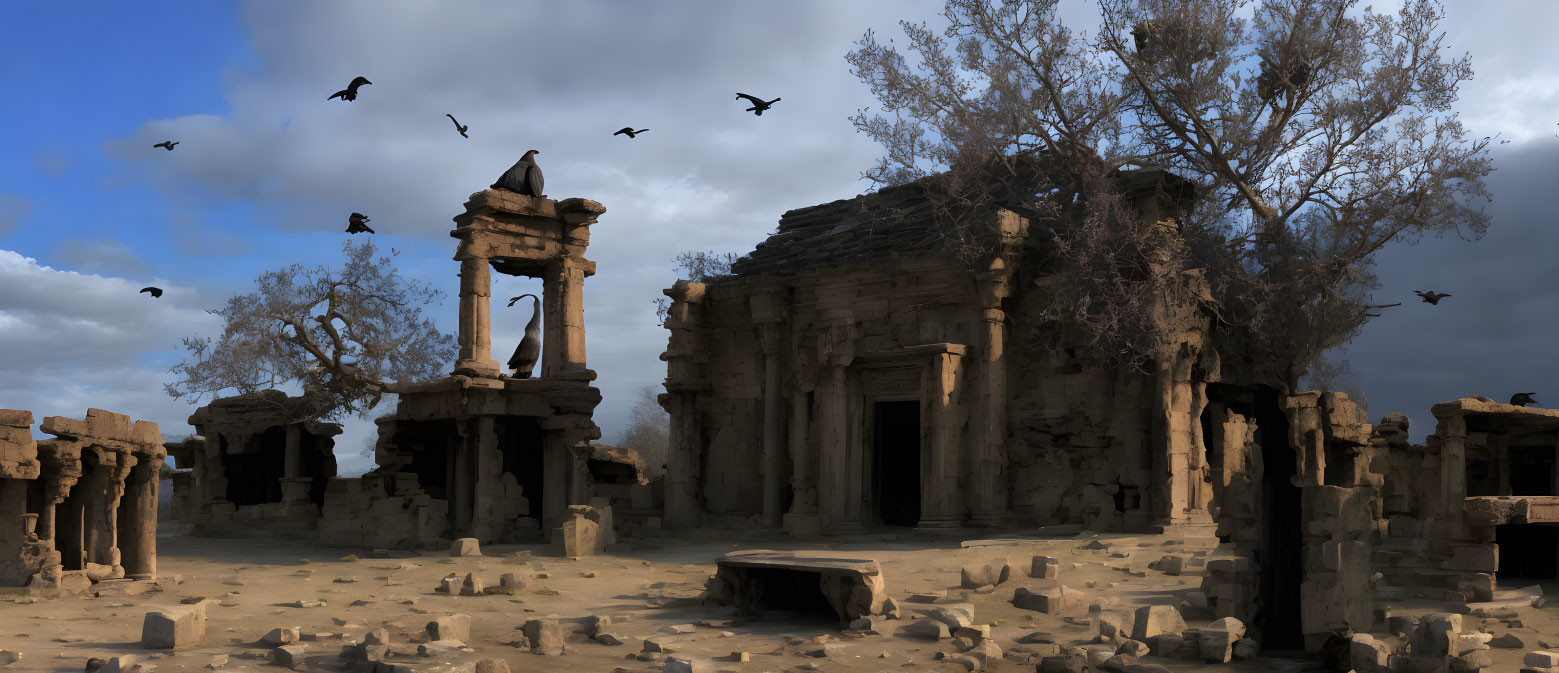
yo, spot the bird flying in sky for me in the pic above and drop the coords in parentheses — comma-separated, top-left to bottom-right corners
(153, 141, 179, 151)
(446, 114, 469, 138)
(735, 93, 780, 116)
(139, 287, 163, 298)
(346, 212, 375, 234)
(328, 76, 372, 102)
(613, 127, 649, 138)
(1414, 290, 1451, 305)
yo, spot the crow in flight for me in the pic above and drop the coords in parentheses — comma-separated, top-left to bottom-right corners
(153, 141, 179, 151)
(346, 213, 374, 234)
(1511, 392, 1538, 407)
(139, 287, 163, 298)
(735, 93, 780, 116)
(1414, 290, 1451, 305)
(446, 114, 468, 138)
(613, 127, 649, 138)
(328, 76, 372, 102)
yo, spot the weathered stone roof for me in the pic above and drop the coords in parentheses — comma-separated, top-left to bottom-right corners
(728, 162, 1191, 279)
(1430, 396, 1559, 433)
(189, 390, 343, 437)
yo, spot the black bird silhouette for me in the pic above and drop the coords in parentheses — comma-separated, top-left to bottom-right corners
(1511, 392, 1538, 407)
(735, 93, 780, 116)
(327, 76, 372, 102)
(506, 294, 542, 379)
(153, 141, 179, 151)
(491, 150, 544, 197)
(139, 287, 163, 298)
(1414, 290, 1451, 305)
(613, 127, 649, 138)
(346, 213, 374, 234)
(446, 114, 468, 138)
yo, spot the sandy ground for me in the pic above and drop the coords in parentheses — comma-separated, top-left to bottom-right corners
(1, 525, 1557, 673)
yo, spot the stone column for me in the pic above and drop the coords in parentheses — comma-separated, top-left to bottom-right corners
(453, 254, 501, 378)
(919, 350, 966, 529)
(542, 258, 590, 378)
(969, 259, 1012, 527)
(283, 425, 301, 480)
(542, 432, 571, 536)
(783, 384, 821, 538)
(821, 358, 864, 535)
(451, 421, 475, 535)
(470, 415, 499, 542)
(662, 393, 704, 529)
(1437, 412, 1468, 518)
(121, 454, 160, 579)
(757, 324, 786, 528)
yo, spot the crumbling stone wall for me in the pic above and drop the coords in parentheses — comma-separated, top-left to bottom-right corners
(168, 391, 341, 537)
(0, 408, 164, 591)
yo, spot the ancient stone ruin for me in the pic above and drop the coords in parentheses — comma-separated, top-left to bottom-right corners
(0, 408, 164, 593)
(166, 390, 340, 536)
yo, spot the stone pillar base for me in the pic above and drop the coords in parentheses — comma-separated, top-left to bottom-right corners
(825, 517, 867, 536)
(453, 359, 502, 379)
(914, 517, 970, 535)
(783, 513, 822, 539)
(967, 510, 1007, 528)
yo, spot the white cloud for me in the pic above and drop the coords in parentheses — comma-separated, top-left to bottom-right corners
(0, 250, 223, 446)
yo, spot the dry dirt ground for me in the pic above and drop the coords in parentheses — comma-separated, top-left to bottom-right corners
(2, 527, 1557, 673)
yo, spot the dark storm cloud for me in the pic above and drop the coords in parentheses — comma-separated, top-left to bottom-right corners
(1345, 139, 1559, 439)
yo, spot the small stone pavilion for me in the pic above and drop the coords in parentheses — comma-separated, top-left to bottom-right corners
(659, 164, 1386, 651)
(166, 390, 341, 536)
(316, 188, 607, 548)
(0, 408, 164, 592)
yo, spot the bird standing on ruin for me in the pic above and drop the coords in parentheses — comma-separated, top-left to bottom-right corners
(1414, 290, 1451, 305)
(446, 114, 469, 138)
(153, 141, 179, 151)
(139, 287, 163, 298)
(346, 213, 374, 234)
(613, 127, 649, 138)
(491, 150, 544, 197)
(1511, 392, 1538, 407)
(506, 294, 542, 379)
(735, 93, 780, 116)
(327, 76, 372, 102)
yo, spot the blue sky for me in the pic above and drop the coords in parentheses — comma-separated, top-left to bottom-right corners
(1, 1, 1558, 474)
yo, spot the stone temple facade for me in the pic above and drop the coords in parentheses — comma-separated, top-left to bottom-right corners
(0, 408, 164, 593)
(315, 189, 609, 549)
(166, 390, 341, 537)
(658, 167, 1387, 650)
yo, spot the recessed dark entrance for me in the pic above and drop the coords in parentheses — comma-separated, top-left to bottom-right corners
(733, 567, 843, 624)
(1254, 388, 1303, 650)
(872, 400, 921, 527)
(1496, 524, 1559, 580)
(498, 417, 546, 526)
(1510, 446, 1556, 496)
(225, 428, 285, 506)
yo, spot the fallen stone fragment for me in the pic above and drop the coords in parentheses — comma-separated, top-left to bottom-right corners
(1130, 605, 1187, 642)
(643, 636, 675, 653)
(900, 618, 950, 640)
(459, 573, 485, 596)
(288, 600, 326, 608)
(661, 624, 696, 635)
(521, 618, 565, 656)
(84, 657, 109, 673)
(474, 659, 509, 673)
(1031, 556, 1060, 579)
(663, 656, 701, 673)
(451, 538, 481, 556)
(203, 654, 226, 670)
(595, 633, 624, 646)
(269, 645, 306, 670)
(1115, 639, 1148, 657)
(426, 614, 471, 644)
(960, 557, 1012, 589)
(0, 651, 18, 666)
(141, 603, 207, 649)
(262, 627, 300, 646)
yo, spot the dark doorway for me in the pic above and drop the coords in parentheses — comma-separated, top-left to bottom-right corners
(498, 417, 546, 526)
(57, 459, 94, 571)
(1254, 387, 1304, 651)
(298, 432, 337, 507)
(225, 429, 285, 506)
(1509, 446, 1556, 496)
(398, 420, 457, 500)
(1496, 524, 1559, 580)
(872, 400, 922, 527)
(739, 567, 845, 624)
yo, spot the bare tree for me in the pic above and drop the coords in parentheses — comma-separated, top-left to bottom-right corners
(166, 240, 457, 422)
(619, 383, 669, 470)
(847, 0, 1492, 387)
(654, 250, 743, 326)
